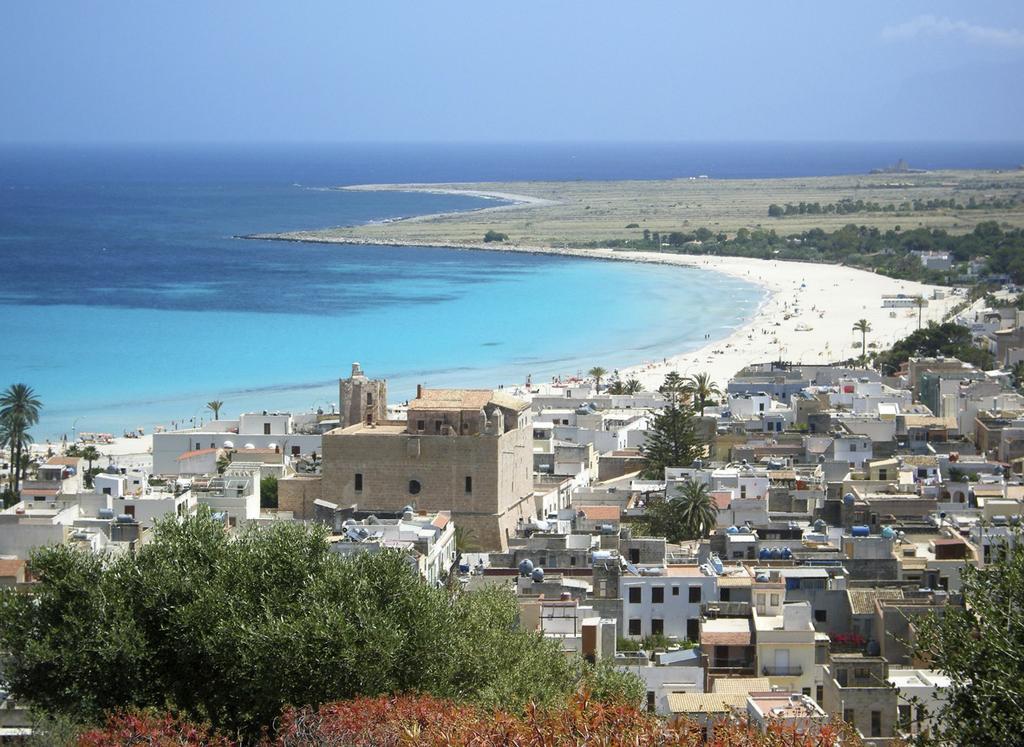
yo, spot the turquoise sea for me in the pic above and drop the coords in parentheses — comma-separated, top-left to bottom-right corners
(3, 142, 1021, 439)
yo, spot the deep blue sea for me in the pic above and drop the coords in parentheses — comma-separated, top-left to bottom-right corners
(2, 142, 1022, 439)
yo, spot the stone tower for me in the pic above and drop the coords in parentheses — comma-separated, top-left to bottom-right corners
(339, 362, 388, 427)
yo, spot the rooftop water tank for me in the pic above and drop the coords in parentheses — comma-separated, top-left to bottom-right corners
(756, 572, 770, 583)
(781, 547, 793, 560)
(843, 493, 856, 506)
(759, 548, 771, 560)
(769, 548, 782, 560)
(726, 525, 739, 535)
(852, 525, 870, 537)
(813, 519, 826, 532)
(98, 508, 115, 520)
(458, 563, 470, 574)
(115, 514, 134, 523)
(710, 554, 724, 574)
(531, 567, 545, 583)
(518, 559, 534, 576)
(598, 523, 616, 535)
(881, 526, 896, 539)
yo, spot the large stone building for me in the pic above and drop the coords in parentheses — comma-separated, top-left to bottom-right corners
(338, 362, 387, 428)
(282, 379, 537, 551)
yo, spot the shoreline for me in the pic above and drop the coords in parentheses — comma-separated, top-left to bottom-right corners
(239, 229, 958, 389)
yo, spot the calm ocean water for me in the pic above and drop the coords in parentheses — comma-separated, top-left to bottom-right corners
(2, 142, 1022, 439)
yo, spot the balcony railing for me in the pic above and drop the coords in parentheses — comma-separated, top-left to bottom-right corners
(710, 658, 755, 670)
(762, 664, 804, 677)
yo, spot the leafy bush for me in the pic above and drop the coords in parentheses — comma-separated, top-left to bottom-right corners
(483, 230, 509, 243)
(0, 512, 587, 738)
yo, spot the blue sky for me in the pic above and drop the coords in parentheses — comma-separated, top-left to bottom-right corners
(2, 1, 1022, 143)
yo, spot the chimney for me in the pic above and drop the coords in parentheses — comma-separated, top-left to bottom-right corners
(416, 384, 424, 399)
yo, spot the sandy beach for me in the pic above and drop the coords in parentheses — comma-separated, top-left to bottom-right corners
(252, 226, 957, 391)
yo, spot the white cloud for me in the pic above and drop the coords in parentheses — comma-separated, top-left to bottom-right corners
(882, 14, 1024, 48)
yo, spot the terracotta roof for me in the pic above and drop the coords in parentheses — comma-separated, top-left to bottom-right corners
(0, 559, 26, 578)
(848, 588, 904, 615)
(432, 512, 451, 529)
(667, 693, 746, 714)
(410, 389, 494, 411)
(713, 677, 772, 694)
(701, 618, 752, 646)
(45, 456, 82, 466)
(408, 388, 528, 412)
(23, 488, 59, 496)
(712, 491, 732, 509)
(578, 505, 620, 521)
(176, 448, 219, 461)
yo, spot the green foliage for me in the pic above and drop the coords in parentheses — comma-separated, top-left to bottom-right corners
(1, 383, 42, 495)
(640, 404, 702, 479)
(577, 659, 645, 709)
(259, 475, 278, 509)
(873, 322, 995, 375)
(658, 371, 688, 404)
(483, 230, 509, 243)
(0, 511, 589, 738)
(645, 479, 719, 542)
(686, 372, 721, 415)
(913, 533, 1024, 745)
(609, 220, 1024, 285)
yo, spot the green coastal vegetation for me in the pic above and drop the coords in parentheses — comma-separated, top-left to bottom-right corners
(601, 221, 1024, 286)
(0, 512, 641, 740)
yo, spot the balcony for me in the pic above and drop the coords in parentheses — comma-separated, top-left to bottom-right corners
(762, 664, 804, 677)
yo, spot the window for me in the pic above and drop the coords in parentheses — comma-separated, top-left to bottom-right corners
(814, 609, 827, 622)
(854, 667, 870, 680)
(843, 709, 855, 724)
(434, 421, 442, 434)
(102, 487, 111, 496)
(366, 392, 373, 405)
(651, 618, 664, 635)
(871, 710, 881, 737)
(628, 548, 640, 563)
(195, 442, 201, 450)
(898, 705, 911, 726)
(646, 691, 655, 712)
(850, 443, 857, 452)
(408, 479, 421, 495)
(264, 423, 271, 435)
(687, 618, 699, 641)
(628, 587, 641, 604)
(816, 685, 823, 704)
(802, 687, 811, 697)
(210, 443, 215, 449)
(628, 619, 641, 636)
(741, 485, 747, 499)
(354, 473, 363, 491)
(416, 420, 425, 432)
(770, 594, 779, 607)
(570, 556, 576, 566)
(652, 586, 664, 604)
(464, 476, 473, 493)
(124, 505, 135, 518)
(878, 468, 888, 480)
(292, 445, 300, 456)
(672, 585, 680, 596)
(688, 586, 701, 603)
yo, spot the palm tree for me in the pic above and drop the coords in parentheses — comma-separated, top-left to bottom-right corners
(686, 372, 721, 415)
(0, 384, 42, 495)
(79, 445, 100, 488)
(206, 400, 224, 420)
(852, 319, 872, 366)
(913, 296, 926, 329)
(587, 366, 608, 393)
(1011, 361, 1024, 393)
(605, 378, 626, 395)
(624, 378, 643, 395)
(675, 479, 719, 539)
